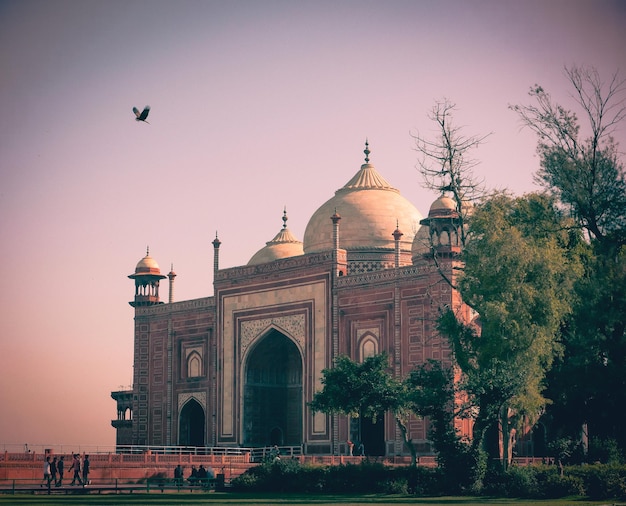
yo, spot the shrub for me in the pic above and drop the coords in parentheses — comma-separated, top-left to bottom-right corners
(539, 471, 584, 499)
(575, 464, 626, 500)
(588, 437, 623, 465)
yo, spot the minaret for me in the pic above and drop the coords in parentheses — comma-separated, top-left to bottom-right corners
(392, 221, 403, 268)
(167, 264, 176, 304)
(212, 232, 221, 276)
(128, 247, 167, 307)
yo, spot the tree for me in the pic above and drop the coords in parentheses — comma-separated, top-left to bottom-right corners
(412, 99, 491, 250)
(438, 192, 582, 468)
(510, 65, 626, 250)
(511, 65, 626, 457)
(309, 353, 419, 465)
(406, 360, 481, 491)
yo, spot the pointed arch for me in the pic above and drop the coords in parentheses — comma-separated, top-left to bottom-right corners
(242, 328, 303, 446)
(179, 398, 205, 447)
(187, 350, 202, 378)
(358, 331, 379, 362)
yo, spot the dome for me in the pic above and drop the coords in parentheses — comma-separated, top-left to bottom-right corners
(411, 224, 432, 262)
(429, 195, 457, 216)
(248, 210, 304, 265)
(129, 248, 166, 278)
(303, 146, 423, 255)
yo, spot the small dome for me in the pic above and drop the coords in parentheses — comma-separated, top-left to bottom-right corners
(129, 249, 166, 278)
(248, 210, 304, 265)
(303, 144, 422, 255)
(429, 195, 457, 216)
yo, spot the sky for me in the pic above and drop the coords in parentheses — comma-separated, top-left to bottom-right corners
(1, 0, 625, 451)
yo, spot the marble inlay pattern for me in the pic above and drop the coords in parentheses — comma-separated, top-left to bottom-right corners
(240, 314, 305, 359)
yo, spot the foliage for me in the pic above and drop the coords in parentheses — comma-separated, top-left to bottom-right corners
(439, 192, 582, 466)
(513, 65, 626, 456)
(309, 353, 402, 422)
(309, 353, 420, 464)
(588, 437, 623, 465)
(231, 460, 626, 500)
(231, 459, 445, 495)
(405, 359, 483, 492)
(568, 464, 626, 500)
(511, 65, 626, 249)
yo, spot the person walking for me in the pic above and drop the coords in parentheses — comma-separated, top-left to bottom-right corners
(174, 464, 183, 486)
(50, 457, 58, 487)
(69, 454, 82, 486)
(56, 455, 65, 486)
(40, 456, 52, 489)
(82, 455, 90, 485)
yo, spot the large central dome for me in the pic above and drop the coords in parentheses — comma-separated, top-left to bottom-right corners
(303, 145, 423, 260)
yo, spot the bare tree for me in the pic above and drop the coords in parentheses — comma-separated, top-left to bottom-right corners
(510, 66, 626, 249)
(412, 99, 491, 249)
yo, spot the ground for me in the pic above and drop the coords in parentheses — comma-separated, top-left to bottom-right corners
(0, 493, 622, 506)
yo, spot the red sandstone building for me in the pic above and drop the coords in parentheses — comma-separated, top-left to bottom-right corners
(112, 144, 472, 457)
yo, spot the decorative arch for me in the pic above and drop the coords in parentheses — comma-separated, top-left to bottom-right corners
(187, 351, 202, 377)
(240, 314, 305, 363)
(358, 331, 379, 362)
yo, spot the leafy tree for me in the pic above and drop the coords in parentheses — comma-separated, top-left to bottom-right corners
(308, 353, 419, 464)
(406, 360, 482, 491)
(439, 192, 582, 469)
(512, 66, 626, 457)
(510, 65, 626, 250)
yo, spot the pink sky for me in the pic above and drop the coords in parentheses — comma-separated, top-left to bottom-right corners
(1, 0, 625, 450)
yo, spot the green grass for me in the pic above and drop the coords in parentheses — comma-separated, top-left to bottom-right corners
(0, 493, 621, 506)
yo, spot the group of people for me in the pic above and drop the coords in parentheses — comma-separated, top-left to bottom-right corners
(173, 464, 214, 487)
(41, 453, 89, 488)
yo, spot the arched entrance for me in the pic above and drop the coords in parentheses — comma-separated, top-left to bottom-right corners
(360, 416, 385, 456)
(179, 399, 205, 447)
(243, 329, 302, 446)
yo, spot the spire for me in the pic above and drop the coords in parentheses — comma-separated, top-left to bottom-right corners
(167, 264, 176, 304)
(282, 206, 288, 229)
(364, 138, 370, 163)
(392, 219, 403, 269)
(212, 231, 221, 276)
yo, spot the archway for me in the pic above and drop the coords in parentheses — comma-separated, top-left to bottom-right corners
(179, 399, 205, 447)
(360, 415, 385, 456)
(243, 329, 302, 446)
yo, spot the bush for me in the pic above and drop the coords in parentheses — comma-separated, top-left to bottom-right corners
(482, 465, 540, 498)
(588, 437, 623, 465)
(571, 464, 626, 500)
(231, 459, 444, 495)
(232, 459, 626, 500)
(539, 471, 584, 499)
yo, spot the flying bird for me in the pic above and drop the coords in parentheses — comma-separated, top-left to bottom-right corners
(133, 106, 150, 123)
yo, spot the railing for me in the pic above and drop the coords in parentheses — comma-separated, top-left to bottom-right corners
(249, 445, 303, 462)
(0, 477, 224, 495)
(2, 444, 276, 456)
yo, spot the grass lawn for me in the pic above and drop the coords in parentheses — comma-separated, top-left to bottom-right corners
(0, 493, 620, 506)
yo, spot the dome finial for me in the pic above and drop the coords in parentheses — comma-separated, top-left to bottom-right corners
(146, 245, 149, 256)
(282, 206, 288, 229)
(364, 138, 370, 163)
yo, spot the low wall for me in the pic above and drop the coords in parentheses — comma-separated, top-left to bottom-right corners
(0, 451, 451, 482)
(0, 452, 254, 482)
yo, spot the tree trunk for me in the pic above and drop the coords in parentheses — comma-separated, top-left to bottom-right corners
(395, 416, 417, 466)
